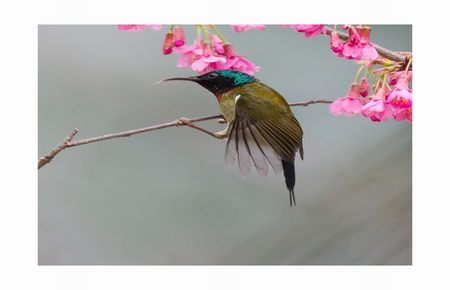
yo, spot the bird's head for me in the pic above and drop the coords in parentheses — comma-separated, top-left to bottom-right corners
(160, 70, 256, 95)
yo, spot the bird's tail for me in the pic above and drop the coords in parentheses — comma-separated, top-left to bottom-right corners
(282, 160, 296, 207)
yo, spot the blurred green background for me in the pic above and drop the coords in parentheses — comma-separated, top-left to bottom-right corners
(38, 25, 412, 265)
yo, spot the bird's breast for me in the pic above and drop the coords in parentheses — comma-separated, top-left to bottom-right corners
(216, 91, 238, 123)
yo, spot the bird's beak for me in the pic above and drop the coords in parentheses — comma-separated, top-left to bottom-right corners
(154, 76, 199, 84)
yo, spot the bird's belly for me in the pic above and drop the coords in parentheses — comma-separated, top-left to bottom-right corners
(218, 95, 237, 123)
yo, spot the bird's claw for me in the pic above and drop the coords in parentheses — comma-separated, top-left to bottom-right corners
(217, 118, 227, 124)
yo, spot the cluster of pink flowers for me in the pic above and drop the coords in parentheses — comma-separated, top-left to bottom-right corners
(330, 25, 378, 61)
(117, 24, 412, 123)
(118, 24, 259, 75)
(328, 25, 412, 123)
(330, 71, 412, 122)
(174, 35, 259, 75)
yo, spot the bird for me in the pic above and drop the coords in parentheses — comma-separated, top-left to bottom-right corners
(161, 70, 303, 206)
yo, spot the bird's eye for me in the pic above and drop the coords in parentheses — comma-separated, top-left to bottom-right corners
(208, 72, 218, 79)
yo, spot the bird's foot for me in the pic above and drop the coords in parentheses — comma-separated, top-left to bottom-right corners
(213, 128, 228, 139)
(217, 118, 227, 124)
(177, 117, 227, 140)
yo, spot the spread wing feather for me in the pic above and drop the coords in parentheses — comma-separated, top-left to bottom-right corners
(225, 93, 303, 176)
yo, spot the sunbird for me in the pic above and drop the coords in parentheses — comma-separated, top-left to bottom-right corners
(162, 70, 303, 206)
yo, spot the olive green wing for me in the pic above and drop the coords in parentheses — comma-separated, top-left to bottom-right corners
(225, 93, 303, 177)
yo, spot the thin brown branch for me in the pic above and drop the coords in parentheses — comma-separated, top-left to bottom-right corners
(66, 114, 222, 147)
(324, 26, 407, 64)
(289, 99, 332, 107)
(37, 99, 331, 170)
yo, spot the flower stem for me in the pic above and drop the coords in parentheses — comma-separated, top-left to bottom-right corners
(367, 67, 376, 83)
(366, 67, 376, 95)
(353, 65, 365, 83)
(196, 25, 202, 40)
(373, 72, 382, 92)
(382, 73, 391, 90)
(199, 25, 210, 42)
(404, 57, 413, 74)
(210, 25, 230, 44)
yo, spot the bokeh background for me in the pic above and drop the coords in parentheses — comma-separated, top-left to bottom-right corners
(38, 25, 412, 265)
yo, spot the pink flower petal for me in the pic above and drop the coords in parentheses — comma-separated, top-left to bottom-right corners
(330, 31, 344, 53)
(291, 25, 326, 38)
(329, 98, 346, 116)
(117, 24, 162, 31)
(342, 43, 362, 59)
(117, 25, 147, 31)
(342, 98, 362, 114)
(360, 43, 378, 60)
(191, 59, 209, 72)
(231, 25, 266, 32)
(329, 84, 363, 116)
(359, 78, 369, 97)
(148, 25, 162, 31)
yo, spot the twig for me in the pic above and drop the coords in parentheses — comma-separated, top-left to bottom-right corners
(38, 99, 331, 169)
(289, 99, 332, 107)
(66, 114, 222, 147)
(38, 128, 79, 169)
(324, 26, 407, 64)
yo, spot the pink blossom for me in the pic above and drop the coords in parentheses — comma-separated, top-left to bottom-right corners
(386, 74, 412, 122)
(175, 39, 227, 74)
(330, 31, 344, 54)
(117, 25, 162, 31)
(360, 84, 392, 122)
(357, 26, 378, 60)
(209, 35, 259, 75)
(340, 26, 378, 60)
(191, 54, 227, 72)
(329, 83, 364, 116)
(390, 107, 412, 122)
(173, 26, 185, 47)
(387, 75, 412, 108)
(231, 25, 266, 32)
(210, 34, 225, 54)
(174, 35, 260, 75)
(389, 70, 412, 85)
(291, 25, 326, 38)
(191, 42, 226, 72)
(174, 40, 203, 68)
(341, 27, 362, 59)
(219, 44, 260, 75)
(359, 77, 369, 97)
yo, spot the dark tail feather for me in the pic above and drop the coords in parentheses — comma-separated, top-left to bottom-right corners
(299, 138, 304, 160)
(282, 160, 296, 207)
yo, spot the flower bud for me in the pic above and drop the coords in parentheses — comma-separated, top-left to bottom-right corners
(163, 31, 174, 55)
(173, 26, 185, 47)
